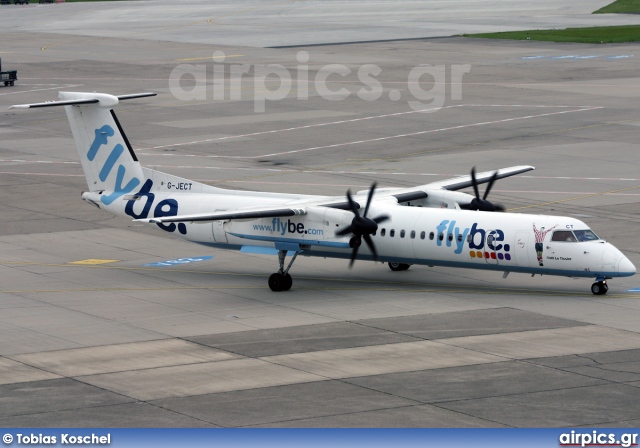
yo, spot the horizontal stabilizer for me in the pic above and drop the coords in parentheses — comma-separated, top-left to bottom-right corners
(10, 92, 156, 110)
(10, 99, 99, 109)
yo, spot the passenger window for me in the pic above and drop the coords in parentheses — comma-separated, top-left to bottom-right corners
(420, 231, 426, 240)
(467, 234, 472, 243)
(457, 234, 463, 242)
(430, 232, 434, 240)
(448, 233, 453, 242)
(381, 228, 386, 237)
(551, 230, 577, 242)
(438, 232, 443, 241)
(400, 230, 405, 238)
(390, 229, 395, 238)
(410, 230, 416, 239)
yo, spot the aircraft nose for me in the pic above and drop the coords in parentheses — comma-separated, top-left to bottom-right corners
(618, 257, 637, 276)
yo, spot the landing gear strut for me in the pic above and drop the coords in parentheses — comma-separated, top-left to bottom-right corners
(591, 280, 609, 296)
(388, 262, 411, 271)
(269, 249, 299, 292)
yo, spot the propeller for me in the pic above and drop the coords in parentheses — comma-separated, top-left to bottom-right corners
(335, 182, 390, 267)
(462, 167, 505, 212)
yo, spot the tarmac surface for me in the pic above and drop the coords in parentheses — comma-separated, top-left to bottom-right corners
(1, 1, 640, 428)
(0, 0, 639, 47)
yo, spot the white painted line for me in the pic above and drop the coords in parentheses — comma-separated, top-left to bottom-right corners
(1, 170, 638, 196)
(136, 104, 598, 152)
(0, 85, 83, 96)
(0, 171, 84, 177)
(3, 160, 640, 183)
(136, 105, 464, 151)
(139, 106, 603, 160)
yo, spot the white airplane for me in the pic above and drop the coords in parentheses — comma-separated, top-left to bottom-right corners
(11, 92, 636, 294)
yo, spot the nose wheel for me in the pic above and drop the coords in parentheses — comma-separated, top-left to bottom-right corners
(591, 281, 609, 295)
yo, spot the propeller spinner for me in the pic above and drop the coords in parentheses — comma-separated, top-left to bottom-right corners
(336, 183, 389, 267)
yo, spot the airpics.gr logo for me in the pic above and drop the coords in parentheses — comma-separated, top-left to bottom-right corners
(436, 220, 511, 260)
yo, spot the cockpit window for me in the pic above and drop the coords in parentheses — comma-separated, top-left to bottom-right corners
(574, 229, 599, 242)
(551, 230, 577, 242)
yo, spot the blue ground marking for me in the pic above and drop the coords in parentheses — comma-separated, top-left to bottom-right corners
(627, 288, 640, 292)
(143, 256, 213, 267)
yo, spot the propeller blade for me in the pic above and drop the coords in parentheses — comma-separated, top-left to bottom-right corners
(363, 182, 377, 217)
(336, 224, 355, 236)
(349, 244, 359, 268)
(346, 190, 360, 218)
(362, 234, 378, 261)
(483, 171, 498, 200)
(373, 214, 390, 224)
(470, 167, 480, 201)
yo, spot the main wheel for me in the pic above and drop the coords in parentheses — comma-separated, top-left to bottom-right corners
(269, 273, 292, 292)
(282, 273, 292, 291)
(591, 281, 608, 295)
(389, 262, 411, 271)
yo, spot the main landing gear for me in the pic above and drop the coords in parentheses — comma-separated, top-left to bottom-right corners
(591, 280, 609, 296)
(268, 249, 299, 292)
(388, 262, 411, 271)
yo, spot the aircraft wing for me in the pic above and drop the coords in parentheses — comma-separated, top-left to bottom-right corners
(136, 165, 534, 224)
(137, 190, 427, 224)
(422, 165, 534, 191)
(370, 165, 535, 200)
(136, 206, 307, 224)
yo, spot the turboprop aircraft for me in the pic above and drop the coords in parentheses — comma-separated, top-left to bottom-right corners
(11, 92, 636, 294)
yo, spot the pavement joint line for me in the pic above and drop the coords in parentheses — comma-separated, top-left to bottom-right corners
(508, 184, 640, 211)
(0, 285, 635, 298)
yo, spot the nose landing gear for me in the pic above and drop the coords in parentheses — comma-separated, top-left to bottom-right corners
(388, 262, 411, 271)
(591, 280, 609, 295)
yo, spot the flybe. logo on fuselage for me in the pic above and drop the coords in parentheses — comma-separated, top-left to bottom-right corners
(436, 220, 511, 261)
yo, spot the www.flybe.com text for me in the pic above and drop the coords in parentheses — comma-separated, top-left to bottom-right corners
(253, 218, 324, 236)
